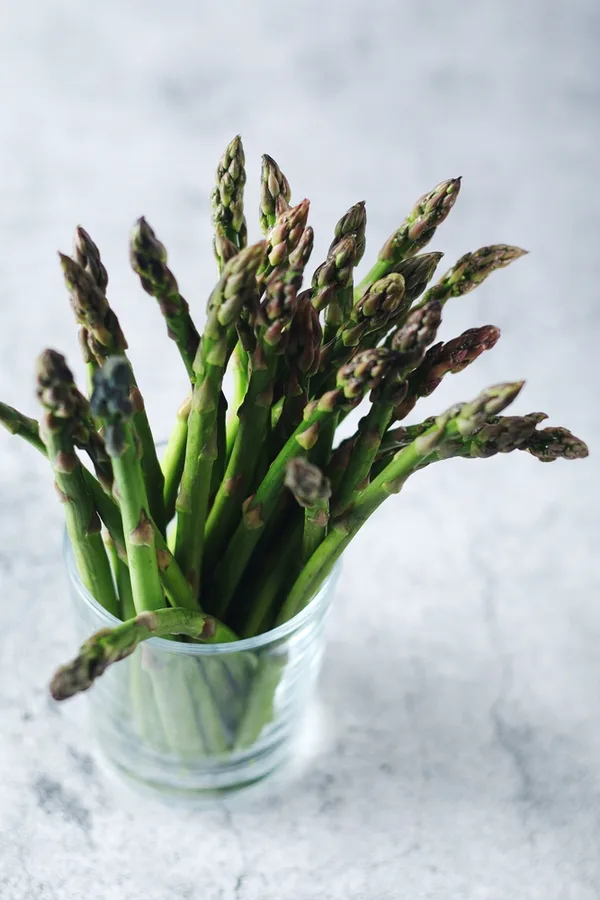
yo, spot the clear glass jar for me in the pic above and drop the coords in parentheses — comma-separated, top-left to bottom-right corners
(64, 534, 339, 800)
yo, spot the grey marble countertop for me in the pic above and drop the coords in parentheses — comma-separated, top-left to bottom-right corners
(1, 1, 599, 898)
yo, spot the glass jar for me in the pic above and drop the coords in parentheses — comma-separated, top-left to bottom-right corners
(64, 534, 339, 800)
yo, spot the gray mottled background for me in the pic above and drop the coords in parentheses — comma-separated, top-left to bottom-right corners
(0, 1, 599, 898)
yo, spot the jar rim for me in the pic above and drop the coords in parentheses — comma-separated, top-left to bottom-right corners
(64, 529, 340, 656)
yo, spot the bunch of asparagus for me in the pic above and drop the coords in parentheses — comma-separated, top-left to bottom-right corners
(0, 137, 588, 706)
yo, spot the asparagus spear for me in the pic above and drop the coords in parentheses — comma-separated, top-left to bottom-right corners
(36, 350, 119, 616)
(377, 412, 549, 466)
(268, 225, 314, 291)
(416, 244, 528, 308)
(333, 300, 442, 515)
(162, 393, 191, 524)
(313, 273, 408, 394)
(258, 199, 310, 285)
(0, 398, 238, 635)
(212, 135, 248, 269)
(204, 274, 298, 568)
(0, 402, 44, 453)
(285, 457, 332, 564)
(275, 288, 323, 443)
(50, 608, 222, 701)
(259, 154, 291, 234)
(322, 201, 368, 342)
(355, 252, 444, 355)
(61, 253, 165, 532)
(355, 177, 461, 299)
(90, 357, 165, 613)
(206, 348, 403, 618)
(310, 235, 357, 314)
(278, 382, 524, 622)
(328, 200, 367, 266)
(1, 399, 111, 497)
(394, 324, 501, 420)
(130, 217, 200, 379)
(174, 242, 266, 595)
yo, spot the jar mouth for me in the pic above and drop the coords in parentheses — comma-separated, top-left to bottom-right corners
(64, 529, 340, 655)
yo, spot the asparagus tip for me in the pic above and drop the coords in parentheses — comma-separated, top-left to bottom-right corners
(285, 457, 332, 508)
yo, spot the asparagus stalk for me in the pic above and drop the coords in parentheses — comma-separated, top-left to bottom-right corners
(174, 242, 266, 595)
(394, 324, 501, 420)
(204, 275, 298, 568)
(61, 253, 165, 532)
(278, 382, 525, 622)
(212, 135, 248, 269)
(50, 608, 221, 701)
(259, 153, 291, 234)
(372, 415, 589, 480)
(0, 402, 49, 453)
(130, 217, 200, 379)
(36, 350, 119, 616)
(416, 244, 528, 308)
(162, 393, 191, 524)
(322, 201, 367, 342)
(333, 300, 442, 514)
(90, 357, 165, 613)
(104, 532, 135, 620)
(206, 348, 403, 618)
(285, 458, 332, 564)
(0, 398, 238, 636)
(275, 288, 322, 443)
(355, 177, 461, 299)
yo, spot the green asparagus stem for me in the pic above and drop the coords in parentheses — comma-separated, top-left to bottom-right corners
(376, 412, 549, 470)
(416, 244, 528, 308)
(104, 532, 135, 620)
(278, 382, 525, 622)
(276, 289, 322, 443)
(355, 177, 461, 299)
(206, 348, 403, 619)
(394, 324, 501, 420)
(0, 402, 48, 453)
(50, 608, 221, 701)
(91, 357, 165, 614)
(175, 243, 266, 595)
(237, 521, 303, 638)
(333, 300, 442, 514)
(60, 253, 165, 532)
(0, 399, 238, 637)
(285, 457, 331, 564)
(162, 393, 191, 524)
(260, 154, 291, 234)
(36, 350, 119, 616)
(130, 217, 200, 379)
(212, 135, 248, 269)
(204, 275, 298, 568)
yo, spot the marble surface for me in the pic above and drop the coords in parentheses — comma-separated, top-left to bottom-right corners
(0, 1, 599, 897)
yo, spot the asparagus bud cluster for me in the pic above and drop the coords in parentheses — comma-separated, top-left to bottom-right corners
(0, 135, 586, 707)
